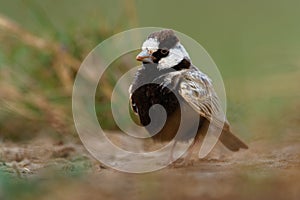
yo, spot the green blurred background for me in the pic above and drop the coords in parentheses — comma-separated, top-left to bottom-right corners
(0, 0, 299, 199)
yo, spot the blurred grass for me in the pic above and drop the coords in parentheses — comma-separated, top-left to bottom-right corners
(0, 0, 139, 139)
(0, 162, 90, 200)
(0, 170, 44, 200)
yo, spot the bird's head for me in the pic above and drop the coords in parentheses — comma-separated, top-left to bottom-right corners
(136, 29, 191, 70)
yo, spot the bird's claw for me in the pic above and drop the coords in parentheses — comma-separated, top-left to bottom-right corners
(168, 158, 195, 168)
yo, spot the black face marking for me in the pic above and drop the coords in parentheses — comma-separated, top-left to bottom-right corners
(172, 58, 191, 71)
(152, 49, 169, 63)
(160, 49, 169, 55)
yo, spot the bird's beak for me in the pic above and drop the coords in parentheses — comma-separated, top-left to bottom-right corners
(136, 50, 153, 63)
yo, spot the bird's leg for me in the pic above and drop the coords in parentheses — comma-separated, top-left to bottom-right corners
(168, 141, 177, 164)
(184, 135, 202, 163)
(177, 134, 202, 166)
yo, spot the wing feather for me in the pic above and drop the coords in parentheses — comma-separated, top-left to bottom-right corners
(177, 67, 227, 129)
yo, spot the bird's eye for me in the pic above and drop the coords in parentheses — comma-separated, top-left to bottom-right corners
(160, 49, 169, 55)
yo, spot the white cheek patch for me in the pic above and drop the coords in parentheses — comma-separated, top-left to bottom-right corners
(142, 37, 159, 52)
(158, 48, 183, 69)
(158, 43, 190, 70)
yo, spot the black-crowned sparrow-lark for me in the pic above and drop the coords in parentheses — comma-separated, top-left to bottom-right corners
(129, 29, 248, 165)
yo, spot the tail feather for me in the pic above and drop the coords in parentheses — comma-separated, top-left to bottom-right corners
(219, 130, 248, 151)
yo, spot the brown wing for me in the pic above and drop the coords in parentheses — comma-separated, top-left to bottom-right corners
(178, 67, 248, 150)
(178, 68, 227, 129)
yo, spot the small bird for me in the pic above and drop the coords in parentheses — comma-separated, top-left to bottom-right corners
(129, 29, 248, 165)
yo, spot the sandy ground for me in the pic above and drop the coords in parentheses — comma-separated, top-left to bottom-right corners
(0, 132, 299, 200)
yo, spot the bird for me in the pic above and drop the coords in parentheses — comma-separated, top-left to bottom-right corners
(129, 29, 248, 165)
